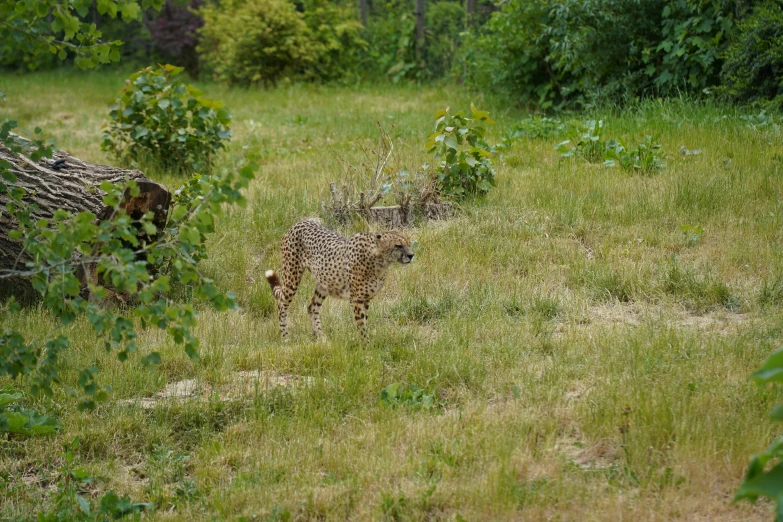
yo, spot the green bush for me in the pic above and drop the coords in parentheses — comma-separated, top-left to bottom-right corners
(720, 1, 783, 104)
(654, 0, 735, 95)
(362, 2, 418, 82)
(101, 64, 231, 174)
(462, 0, 552, 106)
(465, 0, 735, 109)
(426, 105, 495, 198)
(301, 0, 366, 82)
(198, 0, 363, 86)
(358, 0, 492, 82)
(198, 0, 313, 86)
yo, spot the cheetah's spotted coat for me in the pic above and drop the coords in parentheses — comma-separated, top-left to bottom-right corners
(266, 220, 414, 340)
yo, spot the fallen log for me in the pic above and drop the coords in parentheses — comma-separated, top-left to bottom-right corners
(0, 139, 170, 301)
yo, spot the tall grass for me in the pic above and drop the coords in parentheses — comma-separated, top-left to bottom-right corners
(1, 70, 782, 520)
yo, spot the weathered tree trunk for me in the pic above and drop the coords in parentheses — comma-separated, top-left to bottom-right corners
(359, 0, 368, 25)
(465, 0, 475, 26)
(415, 0, 425, 63)
(0, 140, 170, 301)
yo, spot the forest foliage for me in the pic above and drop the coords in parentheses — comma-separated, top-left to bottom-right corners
(3, 0, 783, 107)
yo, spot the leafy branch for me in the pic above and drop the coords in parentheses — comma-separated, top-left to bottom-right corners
(1, 154, 256, 410)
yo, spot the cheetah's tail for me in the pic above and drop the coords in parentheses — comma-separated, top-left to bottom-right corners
(265, 270, 284, 301)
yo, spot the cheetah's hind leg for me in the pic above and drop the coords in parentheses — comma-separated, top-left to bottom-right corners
(266, 268, 302, 340)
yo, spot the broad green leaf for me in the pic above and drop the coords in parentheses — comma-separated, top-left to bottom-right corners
(75, 493, 91, 515)
(120, 2, 141, 22)
(735, 462, 783, 502)
(0, 390, 23, 407)
(143, 221, 157, 235)
(470, 103, 494, 124)
(3, 411, 29, 434)
(751, 348, 783, 384)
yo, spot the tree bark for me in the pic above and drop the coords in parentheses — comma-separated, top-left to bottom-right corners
(465, 0, 475, 27)
(415, 0, 425, 63)
(359, 0, 368, 25)
(0, 140, 170, 301)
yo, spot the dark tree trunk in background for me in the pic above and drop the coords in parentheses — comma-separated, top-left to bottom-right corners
(465, 0, 475, 26)
(0, 140, 170, 301)
(360, 0, 368, 25)
(415, 0, 425, 62)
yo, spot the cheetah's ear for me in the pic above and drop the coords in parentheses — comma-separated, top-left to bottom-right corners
(376, 234, 381, 240)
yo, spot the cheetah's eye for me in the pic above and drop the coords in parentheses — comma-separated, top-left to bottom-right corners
(395, 244, 403, 249)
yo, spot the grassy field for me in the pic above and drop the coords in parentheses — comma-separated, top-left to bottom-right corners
(2, 69, 783, 521)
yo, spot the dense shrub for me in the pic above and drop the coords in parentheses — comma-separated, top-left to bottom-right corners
(361, 0, 478, 82)
(101, 65, 231, 174)
(198, 0, 312, 86)
(720, 1, 783, 104)
(465, 0, 736, 109)
(198, 0, 363, 86)
(300, 0, 366, 82)
(654, 0, 735, 94)
(462, 0, 554, 107)
(363, 6, 418, 82)
(424, 1, 465, 78)
(0, 47, 59, 71)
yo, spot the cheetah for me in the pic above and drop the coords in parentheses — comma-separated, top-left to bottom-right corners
(265, 220, 414, 340)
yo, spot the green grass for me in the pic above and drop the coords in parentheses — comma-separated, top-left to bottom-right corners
(2, 69, 783, 520)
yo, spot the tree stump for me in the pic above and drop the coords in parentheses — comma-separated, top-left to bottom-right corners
(362, 202, 454, 228)
(0, 141, 170, 301)
(424, 201, 454, 220)
(365, 205, 411, 228)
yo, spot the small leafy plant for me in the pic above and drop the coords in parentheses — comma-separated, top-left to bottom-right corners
(556, 120, 609, 163)
(512, 116, 568, 140)
(0, 387, 59, 436)
(495, 117, 588, 153)
(380, 381, 439, 410)
(426, 104, 496, 198)
(605, 136, 666, 173)
(680, 224, 704, 246)
(497, 117, 586, 151)
(102, 64, 231, 174)
(37, 438, 153, 521)
(557, 122, 665, 173)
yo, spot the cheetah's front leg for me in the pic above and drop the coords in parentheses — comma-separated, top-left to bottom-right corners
(308, 285, 327, 340)
(352, 300, 369, 341)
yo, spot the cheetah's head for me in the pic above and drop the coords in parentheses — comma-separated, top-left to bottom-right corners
(375, 231, 414, 265)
